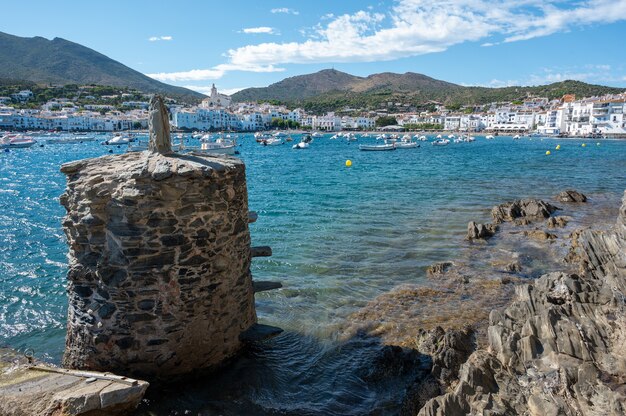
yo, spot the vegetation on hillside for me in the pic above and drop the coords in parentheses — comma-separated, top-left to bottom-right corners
(233, 69, 625, 115)
(0, 31, 204, 104)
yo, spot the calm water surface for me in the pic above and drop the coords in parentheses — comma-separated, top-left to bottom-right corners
(1, 134, 625, 414)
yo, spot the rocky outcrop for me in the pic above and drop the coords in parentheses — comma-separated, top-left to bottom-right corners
(60, 151, 257, 378)
(466, 221, 498, 240)
(557, 189, 588, 203)
(418, 191, 626, 416)
(547, 215, 569, 228)
(491, 198, 559, 223)
(427, 262, 454, 276)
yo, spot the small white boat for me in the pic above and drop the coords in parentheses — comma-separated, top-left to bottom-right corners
(195, 136, 236, 155)
(485, 135, 495, 140)
(260, 137, 283, 146)
(436, 134, 443, 139)
(432, 139, 450, 146)
(126, 141, 149, 152)
(418, 135, 427, 141)
(311, 132, 323, 138)
(273, 131, 288, 138)
(330, 134, 338, 140)
(513, 135, 521, 140)
(345, 133, 357, 141)
(1, 134, 37, 148)
(359, 143, 396, 151)
(292, 134, 313, 149)
(394, 136, 419, 149)
(102, 135, 131, 145)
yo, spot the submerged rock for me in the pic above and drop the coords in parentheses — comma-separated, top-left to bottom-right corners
(523, 229, 558, 241)
(556, 189, 587, 203)
(491, 199, 559, 223)
(427, 262, 454, 276)
(419, 190, 626, 416)
(466, 221, 498, 240)
(546, 215, 569, 228)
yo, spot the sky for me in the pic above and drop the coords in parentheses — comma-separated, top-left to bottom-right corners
(2, 0, 626, 95)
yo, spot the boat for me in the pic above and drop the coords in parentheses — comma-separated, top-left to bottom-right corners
(432, 138, 450, 146)
(394, 136, 419, 149)
(126, 141, 149, 152)
(0, 134, 37, 148)
(292, 134, 313, 149)
(311, 132, 323, 138)
(273, 131, 288, 138)
(285, 136, 293, 142)
(194, 135, 236, 155)
(260, 137, 283, 146)
(330, 134, 338, 140)
(513, 135, 521, 140)
(485, 135, 495, 140)
(359, 143, 396, 151)
(254, 132, 273, 142)
(102, 134, 132, 145)
(345, 133, 357, 141)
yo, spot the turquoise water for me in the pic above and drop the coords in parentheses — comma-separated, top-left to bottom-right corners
(1, 134, 625, 414)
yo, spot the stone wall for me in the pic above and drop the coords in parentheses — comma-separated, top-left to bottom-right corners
(60, 151, 256, 378)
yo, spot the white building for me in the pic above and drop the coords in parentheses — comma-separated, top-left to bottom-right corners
(200, 84, 232, 109)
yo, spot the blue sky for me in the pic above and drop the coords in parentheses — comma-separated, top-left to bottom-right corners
(2, 0, 626, 95)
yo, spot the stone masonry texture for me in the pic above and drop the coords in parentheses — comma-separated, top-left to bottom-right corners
(59, 151, 256, 378)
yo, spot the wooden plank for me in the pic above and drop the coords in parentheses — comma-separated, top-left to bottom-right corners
(253, 281, 282, 293)
(248, 211, 258, 223)
(28, 366, 139, 386)
(251, 246, 272, 257)
(239, 324, 283, 343)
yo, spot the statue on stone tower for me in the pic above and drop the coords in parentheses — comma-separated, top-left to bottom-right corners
(148, 95, 172, 154)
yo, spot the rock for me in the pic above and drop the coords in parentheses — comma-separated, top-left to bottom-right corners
(466, 221, 498, 240)
(505, 261, 522, 273)
(427, 261, 453, 276)
(546, 216, 569, 228)
(556, 189, 587, 203)
(417, 326, 475, 386)
(418, 190, 626, 416)
(491, 199, 559, 223)
(523, 229, 558, 241)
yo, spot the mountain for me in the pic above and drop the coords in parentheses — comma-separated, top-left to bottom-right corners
(232, 69, 625, 113)
(0, 32, 203, 103)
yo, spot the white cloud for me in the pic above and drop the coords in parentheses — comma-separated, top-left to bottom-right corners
(224, 0, 626, 67)
(148, 1, 626, 82)
(242, 27, 276, 34)
(147, 64, 284, 82)
(271, 7, 299, 15)
(148, 36, 173, 42)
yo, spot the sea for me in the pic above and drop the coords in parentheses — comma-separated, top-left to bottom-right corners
(1, 133, 625, 415)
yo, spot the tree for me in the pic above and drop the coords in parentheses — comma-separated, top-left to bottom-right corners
(375, 116, 398, 127)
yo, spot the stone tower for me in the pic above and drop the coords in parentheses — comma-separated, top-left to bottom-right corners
(60, 96, 276, 378)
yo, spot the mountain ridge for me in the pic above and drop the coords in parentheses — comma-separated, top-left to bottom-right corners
(232, 69, 625, 113)
(0, 31, 204, 103)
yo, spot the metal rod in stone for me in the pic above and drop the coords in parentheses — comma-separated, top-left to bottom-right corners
(251, 246, 272, 257)
(248, 211, 259, 223)
(148, 95, 172, 154)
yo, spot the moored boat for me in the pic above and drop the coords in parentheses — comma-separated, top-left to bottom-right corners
(359, 143, 396, 151)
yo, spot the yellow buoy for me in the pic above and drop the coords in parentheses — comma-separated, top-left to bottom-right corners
(555, 144, 560, 150)
(546, 150, 551, 155)
(345, 159, 352, 167)
(582, 143, 586, 147)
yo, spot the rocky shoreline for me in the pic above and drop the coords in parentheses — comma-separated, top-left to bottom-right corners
(341, 189, 625, 415)
(417, 190, 626, 415)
